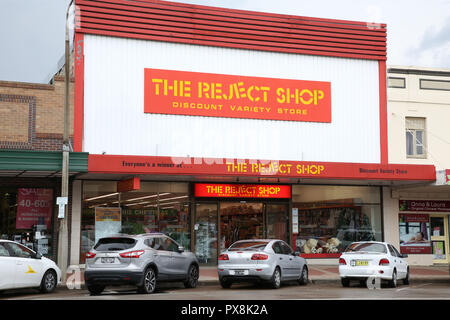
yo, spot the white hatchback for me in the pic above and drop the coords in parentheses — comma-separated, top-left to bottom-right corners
(0, 240, 61, 293)
(339, 241, 409, 288)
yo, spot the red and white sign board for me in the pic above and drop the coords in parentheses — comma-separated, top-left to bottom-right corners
(16, 188, 53, 230)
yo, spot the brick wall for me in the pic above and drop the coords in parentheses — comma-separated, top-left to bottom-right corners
(0, 76, 74, 151)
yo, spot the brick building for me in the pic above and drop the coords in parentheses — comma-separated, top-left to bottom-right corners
(0, 75, 88, 261)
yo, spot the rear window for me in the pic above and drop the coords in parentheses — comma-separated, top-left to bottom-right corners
(229, 241, 269, 251)
(345, 242, 387, 254)
(94, 238, 136, 251)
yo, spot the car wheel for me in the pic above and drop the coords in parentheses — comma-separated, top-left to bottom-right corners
(298, 266, 308, 285)
(184, 264, 199, 288)
(40, 270, 57, 293)
(360, 278, 368, 288)
(138, 268, 157, 294)
(341, 278, 350, 287)
(270, 267, 281, 289)
(388, 269, 398, 288)
(87, 285, 105, 295)
(219, 278, 232, 289)
(403, 268, 410, 285)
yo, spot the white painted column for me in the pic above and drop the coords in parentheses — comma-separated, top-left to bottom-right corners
(70, 180, 82, 265)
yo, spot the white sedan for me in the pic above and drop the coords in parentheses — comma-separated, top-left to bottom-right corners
(339, 241, 409, 288)
(0, 240, 61, 293)
(218, 239, 308, 289)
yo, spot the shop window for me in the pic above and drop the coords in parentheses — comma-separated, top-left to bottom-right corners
(405, 117, 426, 158)
(80, 181, 190, 264)
(0, 188, 54, 258)
(292, 185, 382, 258)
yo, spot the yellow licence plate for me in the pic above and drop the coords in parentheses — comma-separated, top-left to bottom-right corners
(355, 260, 369, 266)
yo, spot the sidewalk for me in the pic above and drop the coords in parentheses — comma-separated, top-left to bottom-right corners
(198, 265, 450, 284)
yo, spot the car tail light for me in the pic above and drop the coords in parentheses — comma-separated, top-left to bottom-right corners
(339, 258, 346, 265)
(119, 250, 145, 258)
(218, 254, 229, 260)
(251, 254, 269, 260)
(86, 252, 96, 259)
(379, 258, 390, 266)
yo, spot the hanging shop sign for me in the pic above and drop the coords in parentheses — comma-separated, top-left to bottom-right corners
(399, 200, 450, 212)
(398, 214, 432, 254)
(16, 188, 53, 230)
(144, 68, 332, 123)
(117, 177, 140, 193)
(194, 183, 291, 199)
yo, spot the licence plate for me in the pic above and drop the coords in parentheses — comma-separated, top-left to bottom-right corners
(101, 257, 115, 263)
(353, 260, 369, 266)
(232, 270, 248, 276)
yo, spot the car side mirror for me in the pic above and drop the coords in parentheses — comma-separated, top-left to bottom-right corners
(401, 254, 408, 258)
(178, 246, 185, 253)
(293, 252, 300, 257)
(34, 253, 42, 259)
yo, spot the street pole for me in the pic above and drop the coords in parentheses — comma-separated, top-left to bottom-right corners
(57, 0, 74, 283)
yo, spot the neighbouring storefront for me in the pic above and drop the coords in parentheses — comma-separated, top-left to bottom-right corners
(69, 0, 439, 267)
(0, 150, 88, 261)
(398, 200, 450, 264)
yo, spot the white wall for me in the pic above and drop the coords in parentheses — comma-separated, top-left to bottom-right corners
(83, 35, 381, 163)
(388, 66, 450, 170)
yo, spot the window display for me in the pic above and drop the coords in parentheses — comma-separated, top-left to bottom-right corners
(0, 188, 54, 257)
(80, 181, 190, 264)
(292, 185, 382, 257)
(399, 214, 431, 254)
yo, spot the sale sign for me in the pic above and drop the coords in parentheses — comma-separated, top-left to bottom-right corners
(16, 188, 53, 229)
(144, 68, 331, 122)
(194, 183, 291, 198)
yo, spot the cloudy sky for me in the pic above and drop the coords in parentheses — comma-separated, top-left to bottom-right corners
(0, 0, 449, 84)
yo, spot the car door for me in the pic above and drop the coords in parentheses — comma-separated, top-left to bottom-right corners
(151, 237, 175, 280)
(388, 244, 405, 278)
(0, 242, 16, 290)
(5, 242, 43, 288)
(272, 241, 290, 280)
(280, 241, 300, 279)
(391, 245, 408, 278)
(165, 238, 188, 278)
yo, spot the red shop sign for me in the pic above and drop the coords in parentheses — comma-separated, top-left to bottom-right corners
(16, 188, 53, 230)
(117, 177, 140, 193)
(144, 68, 331, 123)
(195, 183, 291, 199)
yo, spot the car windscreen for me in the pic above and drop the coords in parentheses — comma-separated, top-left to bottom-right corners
(345, 243, 387, 254)
(94, 238, 136, 251)
(228, 241, 269, 251)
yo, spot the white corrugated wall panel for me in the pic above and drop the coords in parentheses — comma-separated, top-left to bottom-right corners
(83, 35, 380, 163)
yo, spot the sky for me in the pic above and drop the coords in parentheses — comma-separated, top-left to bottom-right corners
(0, 0, 449, 84)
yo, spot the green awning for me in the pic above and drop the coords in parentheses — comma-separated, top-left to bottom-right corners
(0, 150, 88, 176)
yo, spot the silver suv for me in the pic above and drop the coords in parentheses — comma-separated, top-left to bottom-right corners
(84, 233, 199, 295)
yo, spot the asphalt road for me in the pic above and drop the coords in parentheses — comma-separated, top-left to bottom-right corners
(1, 280, 450, 300)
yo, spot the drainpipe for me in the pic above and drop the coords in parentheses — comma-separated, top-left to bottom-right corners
(57, 0, 74, 283)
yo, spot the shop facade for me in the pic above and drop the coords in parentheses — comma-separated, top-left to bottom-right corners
(69, 0, 438, 266)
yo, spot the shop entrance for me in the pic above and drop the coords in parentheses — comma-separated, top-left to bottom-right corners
(193, 201, 288, 265)
(430, 215, 450, 264)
